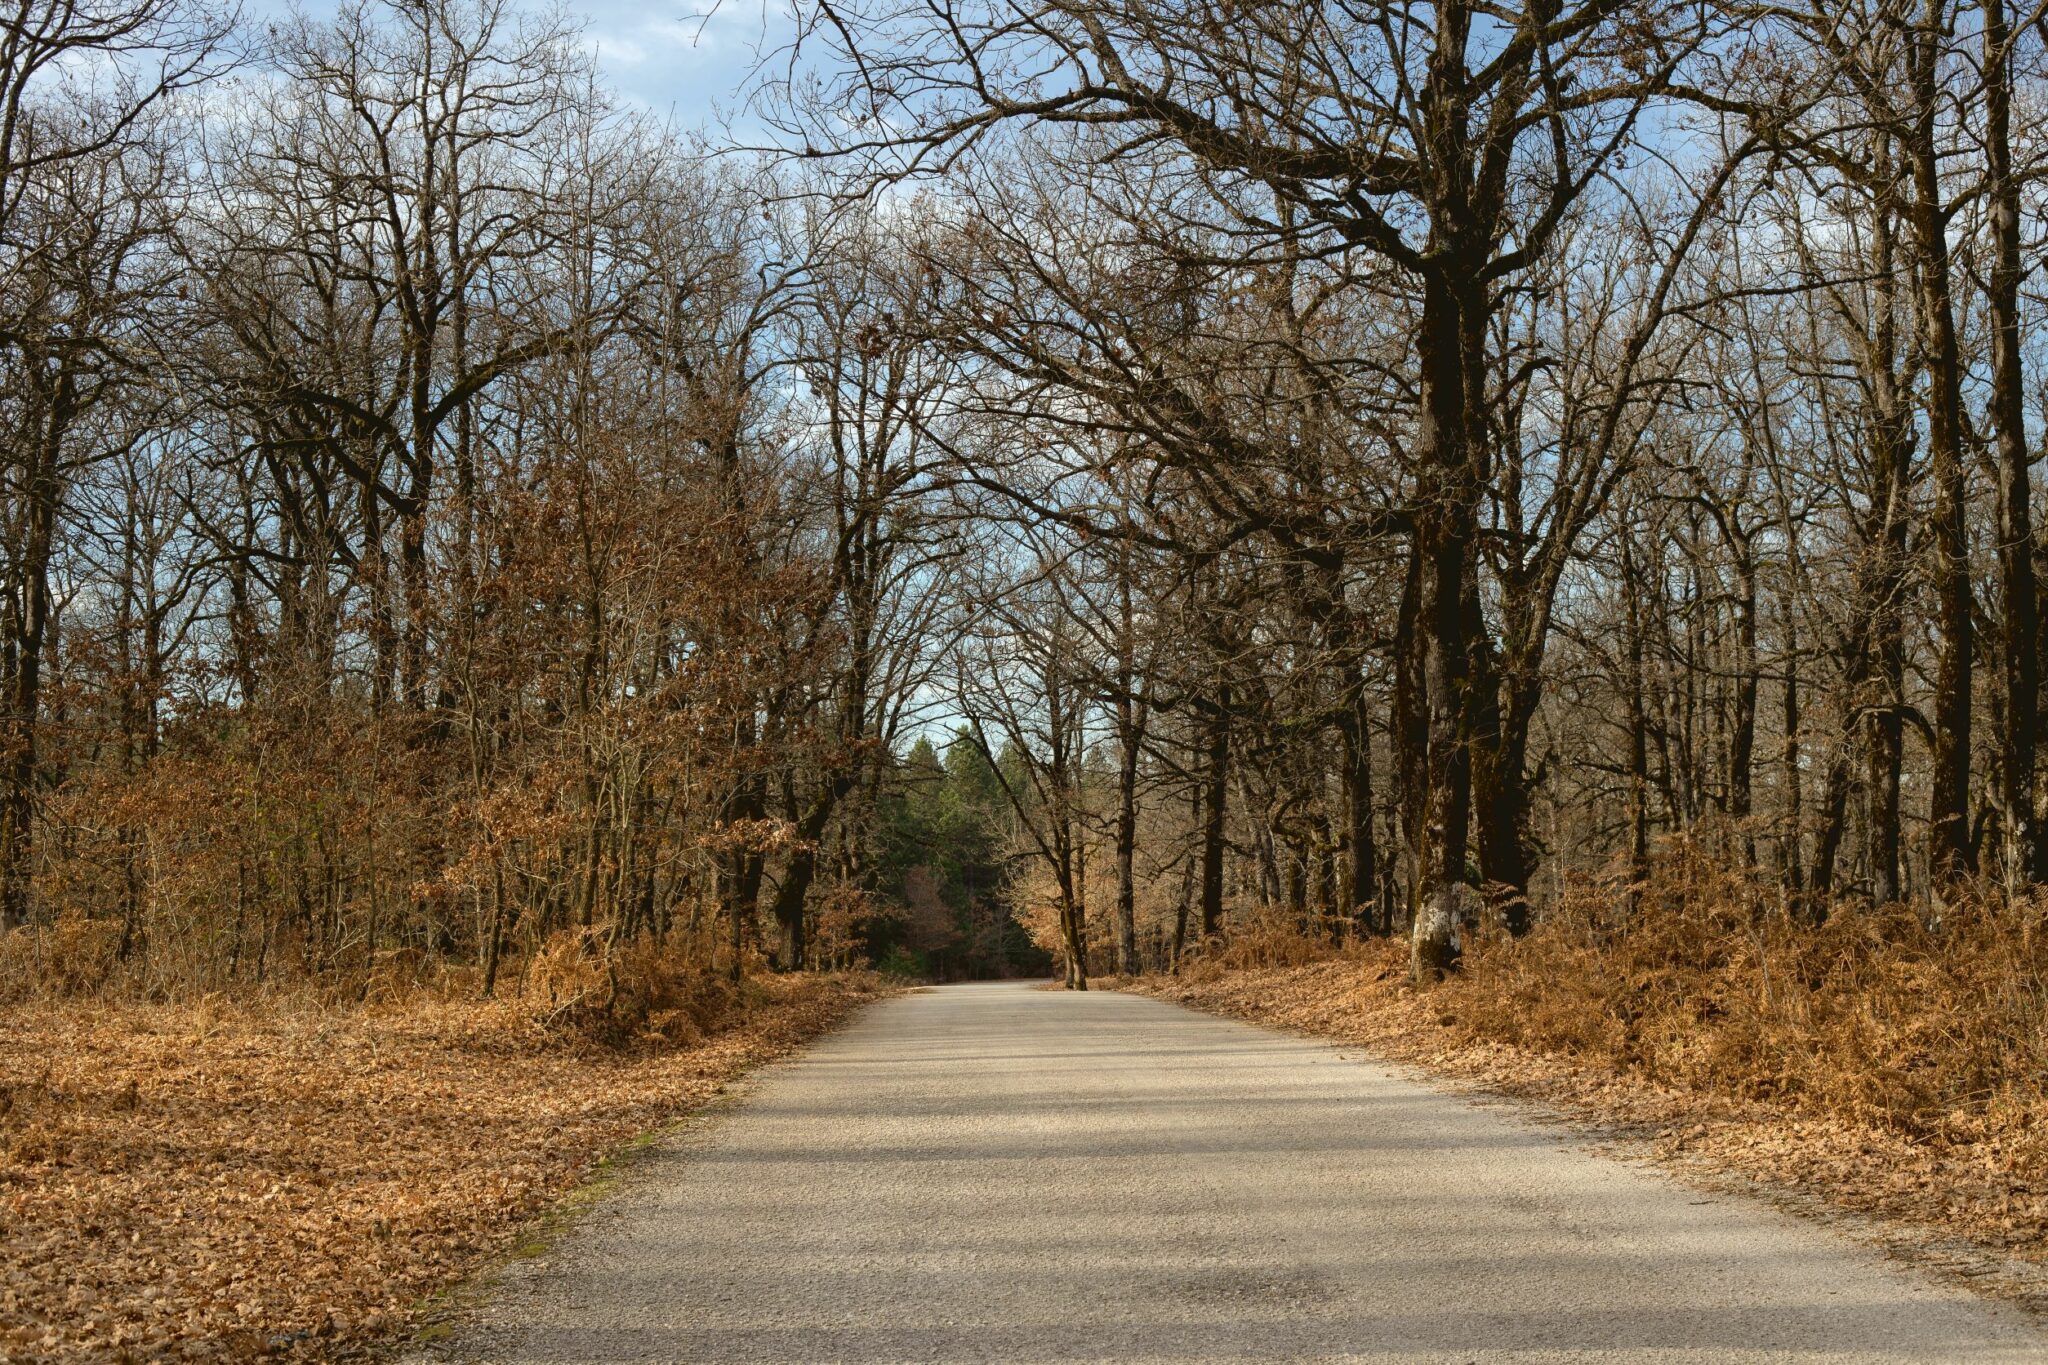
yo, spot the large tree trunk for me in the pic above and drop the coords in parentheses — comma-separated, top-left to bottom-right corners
(1171, 808, 1196, 972)
(1623, 527, 1651, 909)
(1199, 686, 1230, 939)
(770, 779, 849, 971)
(1810, 749, 1849, 920)
(1728, 558, 1759, 867)
(1860, 169, 1912, 908)
(1984, 0, 2038, 888)
(1410, 269, 1481, 981)
(1868, 698, 1906, 906)
(2035, 527, 2048, 882)
(1056, 839, 1088, 990)
(1114, 708, 1141, 974)
(1906, 0, 1973, 887)
(1780, 600, 1804, 896)
(722, 711, 767, 983)
(0, 371, 69, 931)
(1392, 549, 1427, 927)
(1113, 562, 1145, 973)
(1340, 647, 1379, 934)
(1468, 570, 1531, 933)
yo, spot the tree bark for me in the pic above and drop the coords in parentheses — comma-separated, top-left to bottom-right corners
(1624, 526, 1651, 909)
(1410, 267, 1481, 981)
(1469, 569, 1531, 932)
(1341, 648, 1380, 933)
(1114, 710, 1141, 974)
(1780, 598, 1804, 896)
(1906, 0, 1973, 887)
(0, 368, 70, 931)
(1393, 548, 1427, 926)
(1728, 555, 1759, 867)
(1199, 680, 1230, 939)
(1984, 0, 2038, 888)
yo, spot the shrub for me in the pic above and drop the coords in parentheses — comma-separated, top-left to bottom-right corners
(875, 945, 926, 980)
(1435, 842, 2048, 1169)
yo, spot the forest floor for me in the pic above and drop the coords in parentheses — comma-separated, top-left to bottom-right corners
(0, 970, 886, 1362)
(1123, 947, 2048, 1314)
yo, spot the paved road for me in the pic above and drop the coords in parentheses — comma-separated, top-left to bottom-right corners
(429, 980, 2048, 1363)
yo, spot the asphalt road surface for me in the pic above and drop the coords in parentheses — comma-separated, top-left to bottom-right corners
(426, 980, 2048, 1363)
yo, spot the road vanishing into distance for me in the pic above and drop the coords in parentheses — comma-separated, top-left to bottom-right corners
(423, 981, 2048, 1363)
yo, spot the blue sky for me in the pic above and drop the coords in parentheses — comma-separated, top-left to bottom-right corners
(570, 0, 797, 127)
(246, 0, 794, 131)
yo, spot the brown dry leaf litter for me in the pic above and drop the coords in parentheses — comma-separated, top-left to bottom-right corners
(1127, 868, 2048, 1311)
(0, 971, 883, 1363)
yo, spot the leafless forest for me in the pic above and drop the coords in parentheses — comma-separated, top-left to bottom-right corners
(23, 0, 2048, 1354)
(2, 0, 2046, 1002)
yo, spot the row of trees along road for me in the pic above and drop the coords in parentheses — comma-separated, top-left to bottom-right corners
(2, 0, 2047, 997)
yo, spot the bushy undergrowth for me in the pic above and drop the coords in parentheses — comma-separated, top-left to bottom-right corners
(1455, 847, 2048, 1161)
(1184, 841, 2048, 1170)
(0, 914, 787, 1052)
(1197, 902, 1346, 971)
(523, 930, 747, 1046)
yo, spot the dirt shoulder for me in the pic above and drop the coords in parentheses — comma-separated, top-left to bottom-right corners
(0, 973, 886, 1362)
(1121, 952, 2048, 1314)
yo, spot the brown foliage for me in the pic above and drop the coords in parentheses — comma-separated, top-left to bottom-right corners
(1447, 845, 2048, 1157)
(0, 915, 123, 1003)
(0, 971, 884, 1361)
(522, 931, 745, 1046)
(1195, 903, 1338, 972)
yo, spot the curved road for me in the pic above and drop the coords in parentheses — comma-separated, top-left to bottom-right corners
(429, 980, 2048, 1363)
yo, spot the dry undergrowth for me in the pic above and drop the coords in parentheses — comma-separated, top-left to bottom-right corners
(1129, 847, 2048, 1299)
(0, 948, 884, 1362)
